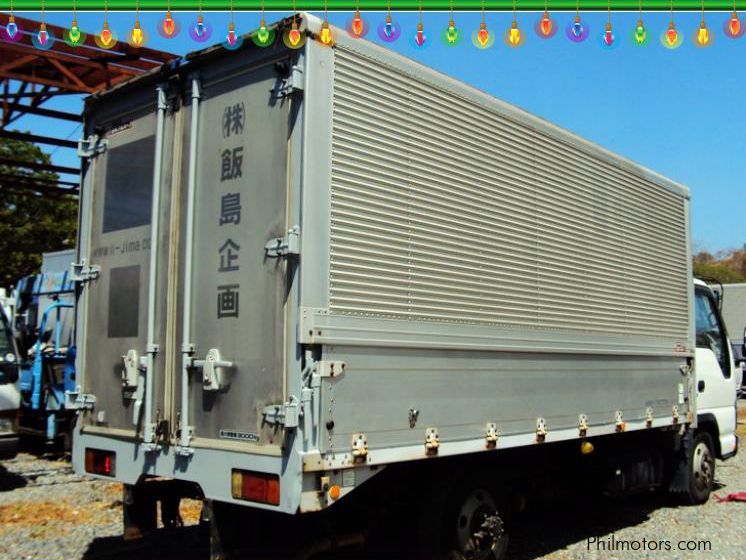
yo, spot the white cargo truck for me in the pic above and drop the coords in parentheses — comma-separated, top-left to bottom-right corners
(70, 14, 737, 558)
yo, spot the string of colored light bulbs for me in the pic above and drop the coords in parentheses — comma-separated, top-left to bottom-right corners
(2, 5, 745, 49)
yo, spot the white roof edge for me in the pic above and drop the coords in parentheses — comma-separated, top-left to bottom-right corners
(302, 12, 690, 201)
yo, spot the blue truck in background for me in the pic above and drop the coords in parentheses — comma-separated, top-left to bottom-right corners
(13, 250, 76, 448)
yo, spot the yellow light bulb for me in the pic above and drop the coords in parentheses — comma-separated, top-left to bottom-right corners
(131, 21, 143, 46)
(508, 22, 521, 46)
(697, 21, 709, 45)
(320, 21, 333, 45)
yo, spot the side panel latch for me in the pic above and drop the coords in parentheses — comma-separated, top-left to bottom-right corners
(262, 396, 301, 429)
(265, 226, 300, 258)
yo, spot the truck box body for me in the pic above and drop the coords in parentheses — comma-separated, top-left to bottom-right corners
(73, 14, 694, 514)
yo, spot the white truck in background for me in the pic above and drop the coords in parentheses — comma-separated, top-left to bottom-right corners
(70, 15, 738, 559)
(0, 304, 20, 460)
(718, 283, 746, 390)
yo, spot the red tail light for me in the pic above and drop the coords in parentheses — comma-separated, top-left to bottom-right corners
(231, 469, 280, 505)
(85, 449, 116, 477)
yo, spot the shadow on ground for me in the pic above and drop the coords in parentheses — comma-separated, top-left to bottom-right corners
(83, 526, 207, 560)
(0, 464, 27, 492)
(80, 490, 693, 560)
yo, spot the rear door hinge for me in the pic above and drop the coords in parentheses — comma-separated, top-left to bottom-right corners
(265, 226, 300, 258)
(71, 261, 101, 283)
(78, 135, 108, 158)
(262, 396, 301, 429)
(65, 389, 97, 411)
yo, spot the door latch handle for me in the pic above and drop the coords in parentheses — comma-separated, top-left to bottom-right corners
(192, 348, 233, 392)
(697, 380, 706, 392)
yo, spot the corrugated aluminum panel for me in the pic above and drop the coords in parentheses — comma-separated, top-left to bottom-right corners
(329, 47, 689, 340)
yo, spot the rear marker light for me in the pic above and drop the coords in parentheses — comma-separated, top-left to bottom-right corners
(85, 449, 116, 477)
(231, 469, 280, 506)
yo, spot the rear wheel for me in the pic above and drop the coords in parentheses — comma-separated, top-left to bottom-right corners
(435, 486, 508, 560)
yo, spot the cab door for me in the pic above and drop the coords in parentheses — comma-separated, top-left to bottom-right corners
(694, 285, 738, 457)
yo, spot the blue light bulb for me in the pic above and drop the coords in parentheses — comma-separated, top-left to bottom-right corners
(572, 20, 583, 38)
(195, 15, 205, 37)
(6, 21, 18, 38)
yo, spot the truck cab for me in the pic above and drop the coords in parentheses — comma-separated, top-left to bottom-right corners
(0, 305, 20, 460)
(694, 279, 739, 462)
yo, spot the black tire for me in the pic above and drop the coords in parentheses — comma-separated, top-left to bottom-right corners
(685, 432, 716, 505)
(424, 485, 509, 560)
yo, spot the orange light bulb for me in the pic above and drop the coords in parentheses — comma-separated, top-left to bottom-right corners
(351, 11, 364, 36)
(163, 10, 176, 36)
(226, 22, 236, 45)
(477, 23, 489, 46)
(100, 22, 112, 46)
(540, 11, 552, 36)
(666, 23, 678, 46)
(289, 23, 301, 46)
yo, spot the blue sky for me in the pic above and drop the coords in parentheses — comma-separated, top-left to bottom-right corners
(9, 9, 746, 253)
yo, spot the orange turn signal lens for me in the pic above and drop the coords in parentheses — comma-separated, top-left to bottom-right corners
(231, 469, 280, 505)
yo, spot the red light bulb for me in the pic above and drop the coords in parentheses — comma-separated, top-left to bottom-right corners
(729, 12, 741, 36)
(415, 22, 426, 46)
(37, 22, 49, 46)
(540, 11, 552, 36)
(351, 10, 364, 36)
(227, 22, 236, 46)
(163, 10, 176, 36)
(603, 22, 614, 46)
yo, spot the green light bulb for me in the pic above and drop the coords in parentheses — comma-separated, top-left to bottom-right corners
(257, 20, 270, 44)
(634, 20, 646, 45)
(69, 21, 81, 44)
(446, 21, 458, 44)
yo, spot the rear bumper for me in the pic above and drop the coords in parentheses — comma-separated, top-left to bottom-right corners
(0, 433, 19, 460)
(73, 429, 301, 514)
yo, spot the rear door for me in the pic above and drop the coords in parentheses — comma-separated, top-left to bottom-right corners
(177, 59, 292, 448)
(80, 89, 177, 435)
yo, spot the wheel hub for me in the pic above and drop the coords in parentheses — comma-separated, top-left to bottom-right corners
(693, 441, 714, 488)
(455, 489, 502, 560)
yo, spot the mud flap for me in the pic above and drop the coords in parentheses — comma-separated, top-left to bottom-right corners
(667, 430, 693, 495)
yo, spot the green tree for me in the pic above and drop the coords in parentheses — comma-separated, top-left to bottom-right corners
(693, 248, 746, 284)
(0, 136, 78, 288)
